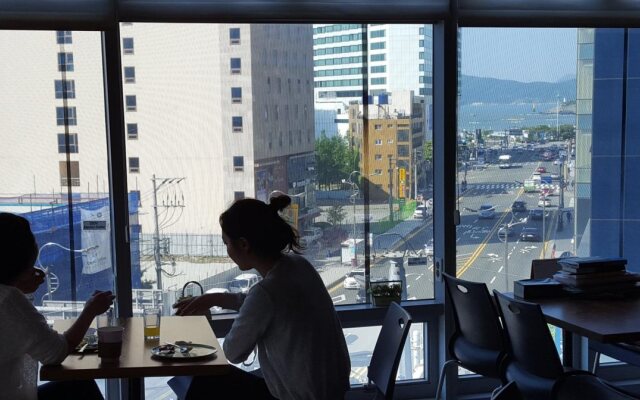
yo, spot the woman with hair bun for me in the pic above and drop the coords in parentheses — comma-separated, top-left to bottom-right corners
(172, 193, 350, 400)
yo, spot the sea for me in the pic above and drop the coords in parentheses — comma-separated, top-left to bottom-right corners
(458, 102, 575, 132)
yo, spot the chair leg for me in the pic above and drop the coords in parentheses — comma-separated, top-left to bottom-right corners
(435, 360, 459, 400)
(591, 351, 601, 374)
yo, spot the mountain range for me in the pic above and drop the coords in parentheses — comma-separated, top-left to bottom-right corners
(459, 75, 577, 105)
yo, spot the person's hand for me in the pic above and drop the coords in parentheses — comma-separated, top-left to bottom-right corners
(14, 267, 46, 294)
(84, 290, 115, 317)
(173, 294, 215, 316)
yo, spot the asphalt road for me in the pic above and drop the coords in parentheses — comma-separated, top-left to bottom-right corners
(330, 143, 570, 302)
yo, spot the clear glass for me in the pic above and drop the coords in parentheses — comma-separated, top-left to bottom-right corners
(143, 307, 161, 340)
(456, 28, 578, 291)
(1, 29, 115, 396)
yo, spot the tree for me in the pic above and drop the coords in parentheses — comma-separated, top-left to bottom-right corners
(326, 204, 347, 226)
(315, 133, 353, 189)
(423, 140, 433, 162)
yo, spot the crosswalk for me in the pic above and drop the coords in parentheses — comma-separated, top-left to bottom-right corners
(463, 182, 561, 193)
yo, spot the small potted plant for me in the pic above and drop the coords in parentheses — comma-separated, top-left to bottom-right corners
(370, 280, 402, 307)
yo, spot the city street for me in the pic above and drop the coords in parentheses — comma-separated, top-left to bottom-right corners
(327, 143, 574, 301)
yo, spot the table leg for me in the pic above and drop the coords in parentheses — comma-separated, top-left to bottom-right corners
(562, 329, 573, 368)
(120, 377, 143, 400)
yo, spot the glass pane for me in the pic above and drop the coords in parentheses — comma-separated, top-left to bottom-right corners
(457, 28, 578, 291)
(1, 30, 122, 397)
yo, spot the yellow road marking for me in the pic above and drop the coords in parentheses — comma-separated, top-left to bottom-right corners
(458, 187, 524, 277)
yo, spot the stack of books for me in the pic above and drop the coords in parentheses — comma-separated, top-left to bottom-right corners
(553, 257, 640, 294)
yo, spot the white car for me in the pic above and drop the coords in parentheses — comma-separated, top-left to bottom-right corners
(227, 273, 261, 294)
(424, 239, 434, 256)
(343, 268, 364, 289)
(300, 227, 323, 247)
(538, 198, 551, 207)
(414, 204, 431, 219)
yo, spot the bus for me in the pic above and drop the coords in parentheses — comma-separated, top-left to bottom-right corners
(498, 154, 512, 169)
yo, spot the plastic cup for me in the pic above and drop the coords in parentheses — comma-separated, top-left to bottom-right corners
(96, 309, 113, 329)
(143, 308, 161, 341)
(97, 326, 124, 363)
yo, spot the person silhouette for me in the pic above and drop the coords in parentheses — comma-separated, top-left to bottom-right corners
(172, 194, 350, 400)
(0, 213, 114, 400)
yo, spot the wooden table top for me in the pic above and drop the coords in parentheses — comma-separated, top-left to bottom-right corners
(531, 295, 640, 343)
(40, 316, 230, 381)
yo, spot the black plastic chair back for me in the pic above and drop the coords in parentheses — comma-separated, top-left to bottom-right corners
(443, 273, 505, 361)
(367, 302, 412, 399)
(494, 291, 564, 379)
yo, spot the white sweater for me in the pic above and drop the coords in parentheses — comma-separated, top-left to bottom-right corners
(0, 285, 68, 400)
(224, 254, 351, 400)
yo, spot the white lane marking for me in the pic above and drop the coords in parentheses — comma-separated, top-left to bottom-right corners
(498, 266, 504, 273)
(490, 276, 496, 284)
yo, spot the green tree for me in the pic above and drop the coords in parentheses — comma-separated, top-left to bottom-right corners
(326, 204, 347, 226)
(423, 140, 433, 161)
(315, 133, 353, 189)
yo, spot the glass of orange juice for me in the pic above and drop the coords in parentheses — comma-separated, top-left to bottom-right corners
(143, 307, 161, 341)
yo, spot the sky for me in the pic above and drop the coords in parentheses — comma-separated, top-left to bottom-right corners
(461, 28, 578, 83)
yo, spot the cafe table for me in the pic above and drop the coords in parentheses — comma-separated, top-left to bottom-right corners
(507, 293, 640, 369)
(40, 315, 231, 399)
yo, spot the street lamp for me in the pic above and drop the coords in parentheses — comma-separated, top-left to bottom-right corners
(36, 241, 98, 303)
(342, 171, 360, 267)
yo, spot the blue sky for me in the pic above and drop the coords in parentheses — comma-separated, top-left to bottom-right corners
(461, 28, 577, 83)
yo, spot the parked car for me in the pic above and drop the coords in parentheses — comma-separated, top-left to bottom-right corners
(511, 200, 527, 213)
(550, 173, 560, 180)
(536, 166, 547, 173)
(520, 227, 541, 242)
(529, 208, 544, 221)
(343, 268, 365, 289)
(478, 204, 496, 219)
(414, 204, 431, 219)
(300, 227, 323, 247)
(538, 197, 551, 207)
(227, 273, 261, 294)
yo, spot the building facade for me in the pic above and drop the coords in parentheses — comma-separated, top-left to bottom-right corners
(0, 24, 317, 235)
(313, 24, 433, 138)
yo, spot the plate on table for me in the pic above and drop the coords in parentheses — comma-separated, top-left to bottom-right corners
(151, 342, 217, 361)
(75, 333, 99, 353)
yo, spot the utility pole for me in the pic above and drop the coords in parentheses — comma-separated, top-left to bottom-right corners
(413, 148, 418, 200)
(152, 175, 162, 290)
(388, 155, 394, 221)
(151, 175, 186, 290)
(556, 94, 560, 140)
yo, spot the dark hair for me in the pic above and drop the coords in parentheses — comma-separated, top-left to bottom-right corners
(219, 193, 302, 257)
(0, 213, 38, 285)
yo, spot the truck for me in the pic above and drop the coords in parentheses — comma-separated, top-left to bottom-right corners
(524, 179, 537, 192)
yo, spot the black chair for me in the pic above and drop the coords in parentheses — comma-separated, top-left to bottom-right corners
(435, 273, 508, 400)
(345, 302, 412, 400)
(493, 291, 639, 400)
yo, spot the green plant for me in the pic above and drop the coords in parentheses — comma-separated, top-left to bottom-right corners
(370, 282, 402, 298)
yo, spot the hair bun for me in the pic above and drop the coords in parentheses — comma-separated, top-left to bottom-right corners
(268, 191, 292, 212)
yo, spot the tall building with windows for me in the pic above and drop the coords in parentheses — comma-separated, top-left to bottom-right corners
(348, 91, 425, 202)
(0, 24, 316, 236)
(574, 27, 640, 268)
(313, 24, 432, 138)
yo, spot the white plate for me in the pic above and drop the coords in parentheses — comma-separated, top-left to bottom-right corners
(151, 343, 217, 361)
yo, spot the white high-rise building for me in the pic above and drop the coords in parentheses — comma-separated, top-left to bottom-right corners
(313, 24, 433, 137)
(0, 24, 316, 236)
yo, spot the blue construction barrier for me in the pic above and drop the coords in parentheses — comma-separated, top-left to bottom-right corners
(22, 192, 141, 305)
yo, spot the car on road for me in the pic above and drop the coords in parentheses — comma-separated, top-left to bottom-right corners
(553, 159, 562, 166)
(536, 166, 547, 173)
(424, 238, 434, 256)
(550, 173, 560, 180)
(478, 204, 496, 219)
(538, 197, 551, 207)
(413, 204, 431, 219)
(343, 268, 365, 289)
(498, 226, 515, 238)
(227, 273, 261, 294)
(520, 227, 541, 242)
(529, 208, 544, 220)
(511, 200, 527, 213)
